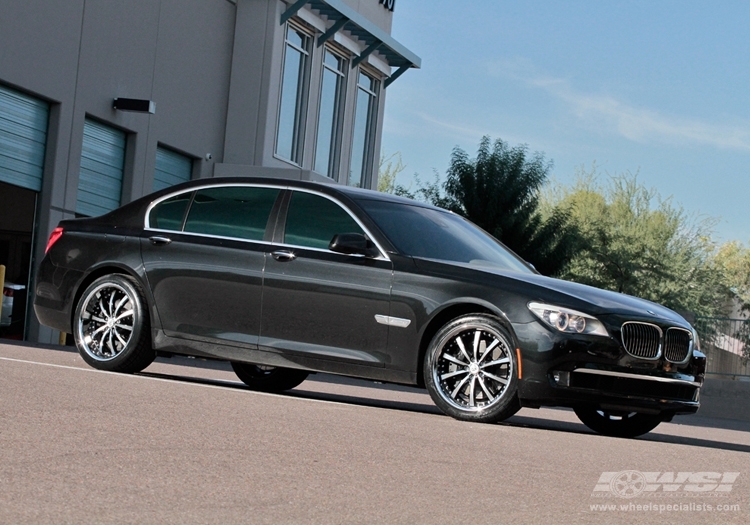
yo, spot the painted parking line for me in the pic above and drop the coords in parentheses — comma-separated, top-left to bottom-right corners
(0, 355, 372, 410)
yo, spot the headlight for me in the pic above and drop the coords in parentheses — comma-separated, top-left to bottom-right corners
(528, 302, 609, 337)
(692, 328, 701, 352)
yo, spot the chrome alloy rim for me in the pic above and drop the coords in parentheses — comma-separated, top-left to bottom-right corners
(431, 324, 514, 412)
(77, 282, 136, 361)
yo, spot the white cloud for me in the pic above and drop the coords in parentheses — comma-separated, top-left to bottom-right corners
(489, 59, 750, 152)
(414, 113, 488, 142)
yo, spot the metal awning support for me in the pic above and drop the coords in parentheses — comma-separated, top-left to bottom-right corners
(317, 17, 349, 47)
(384, 64, 409, 88)
(280, 0, 308, 25)
(352, 40, 381, 68)
(280, 0, 421, 87)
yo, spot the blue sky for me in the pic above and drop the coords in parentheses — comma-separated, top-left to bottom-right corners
(381, 1, 750, 243)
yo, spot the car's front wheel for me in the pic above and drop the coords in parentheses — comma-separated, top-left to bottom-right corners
(231, 362, 309, 392)
(74, 274, 155, 373)
(424, 314, 520, 423)
(574, 407, 662, 438)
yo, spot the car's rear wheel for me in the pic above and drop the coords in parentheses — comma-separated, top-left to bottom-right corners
(574, 407, 662, 438)
(74, 274, 155, 373)
(424, 314, 520, 423)
(231, 362, 309, 392)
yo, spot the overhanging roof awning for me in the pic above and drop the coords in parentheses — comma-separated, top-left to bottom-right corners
(281, 0, 421, 85)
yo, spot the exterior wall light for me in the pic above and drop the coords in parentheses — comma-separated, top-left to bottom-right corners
(113, 98, 155, 114)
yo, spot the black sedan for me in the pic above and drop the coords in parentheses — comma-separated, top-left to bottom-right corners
(34, 177, 705, 437)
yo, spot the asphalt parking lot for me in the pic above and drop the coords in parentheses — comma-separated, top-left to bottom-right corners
(1, 341, 749, 524)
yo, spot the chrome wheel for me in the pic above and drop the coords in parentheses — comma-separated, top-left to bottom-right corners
(425, 315, 519, 422)
(77, 281, 136, 361)
(73, 275, 154, 373)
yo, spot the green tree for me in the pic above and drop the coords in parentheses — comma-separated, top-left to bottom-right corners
(437, 136, 576, 275)
(377, 152, 414, 198)
(546, 168, 728, 317)
(377, 152, 405, 194)
(715, 241, 750, 313)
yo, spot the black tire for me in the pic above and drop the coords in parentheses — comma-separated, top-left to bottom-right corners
(424, 314, 520, 423)
(73, 274, 155, 373)
(574, 407, 662, 438)
(231, 362, 309, 392)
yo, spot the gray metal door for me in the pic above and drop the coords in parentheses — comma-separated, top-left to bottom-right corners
(154, 146, 192, 191)
(76, 119, 126, 217)
(0, 85, 48, 192)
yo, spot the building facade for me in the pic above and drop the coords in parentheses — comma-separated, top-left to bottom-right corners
(0, 0, 420, 343)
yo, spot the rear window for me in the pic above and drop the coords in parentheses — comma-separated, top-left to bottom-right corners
(149, 193, 192, 231)
(182, 186, 280, 241)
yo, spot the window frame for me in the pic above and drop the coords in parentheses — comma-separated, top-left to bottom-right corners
(145, 184, 283, 242)
(313, 46, 348, 179)
(143, 184, 389, 260)
(274, 22, 313, 166)
(348, 68, 380, 188)
(180, 186, 282, 242)
(276, 189, 388, 260)
(281, 189, 365, 250)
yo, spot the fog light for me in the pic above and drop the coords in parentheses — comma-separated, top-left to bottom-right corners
(552, 371, 570, 387)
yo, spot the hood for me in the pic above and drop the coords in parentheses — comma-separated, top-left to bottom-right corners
(509, 272, 685, 322)
(419, 258, 689, 326)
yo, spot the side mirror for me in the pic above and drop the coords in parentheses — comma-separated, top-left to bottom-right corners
(329, 233, 379, 258)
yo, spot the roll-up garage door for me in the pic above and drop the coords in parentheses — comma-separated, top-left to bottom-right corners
(154, 146, 192, 191)
(76, 119, 126, 217)
(0, 85, 49, 192)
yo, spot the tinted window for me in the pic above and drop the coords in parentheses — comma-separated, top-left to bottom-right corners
(284, 191, 363, 249)
(149, 193, 192, 231)
(183, 187, 280, 241)
(359, 200, 532, 273)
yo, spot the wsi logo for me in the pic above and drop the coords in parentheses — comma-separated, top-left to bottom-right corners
(592, 471, 740, 498)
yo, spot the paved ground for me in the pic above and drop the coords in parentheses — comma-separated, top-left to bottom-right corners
(1, 341, 749, 524)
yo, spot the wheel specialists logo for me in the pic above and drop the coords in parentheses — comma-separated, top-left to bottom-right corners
(591, 471, 740, 499)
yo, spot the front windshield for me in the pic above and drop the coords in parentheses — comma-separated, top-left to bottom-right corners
(358, 199, 533, 273)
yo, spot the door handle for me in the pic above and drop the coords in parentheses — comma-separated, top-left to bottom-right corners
(149, 235, 172, 245)
(271, 250, 296, 262)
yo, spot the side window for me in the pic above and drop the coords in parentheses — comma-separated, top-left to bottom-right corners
(183, 186, 280, 241)
(284, 191, 364, 250)
(149, 193, 192, 231)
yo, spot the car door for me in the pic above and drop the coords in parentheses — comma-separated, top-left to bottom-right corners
(260, 189, 393, 366)
(141, 185, 282, 347)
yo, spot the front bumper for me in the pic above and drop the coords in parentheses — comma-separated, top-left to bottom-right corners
(514, 320, 705, 416)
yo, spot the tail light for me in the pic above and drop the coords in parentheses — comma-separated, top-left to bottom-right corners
(45, 227, 64, 254)
(2, 288, 13, 298)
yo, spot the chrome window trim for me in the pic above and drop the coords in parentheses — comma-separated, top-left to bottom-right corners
(143, 183, 390, 261)
(144, 183, 284, 229)
(621, 321, 663, 361)
(144, 228, 275, 246)
(573, 368, 701, 388)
